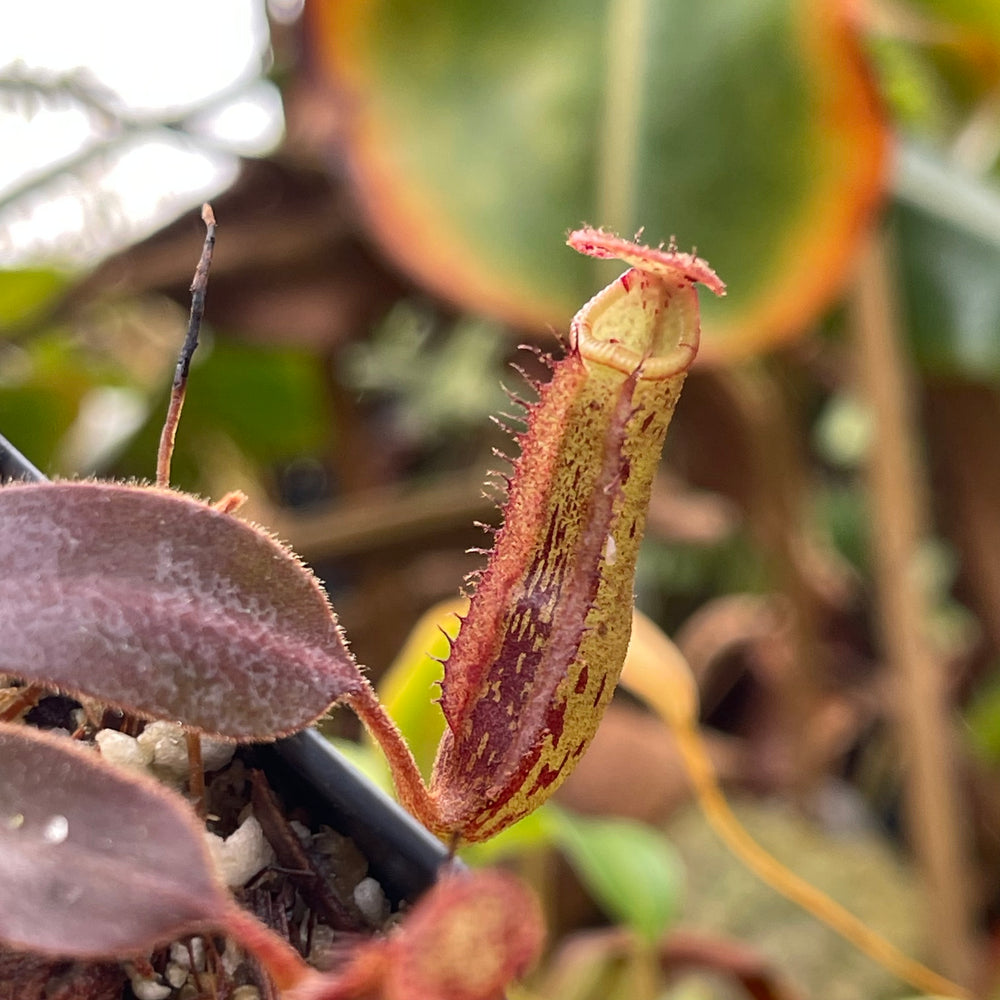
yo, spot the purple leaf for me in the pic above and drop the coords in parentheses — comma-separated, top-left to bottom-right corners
(0, 722, 230, 956)
(0, 482, 364, 739)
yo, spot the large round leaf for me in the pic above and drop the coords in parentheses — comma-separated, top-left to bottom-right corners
(310, 0, 888, 358)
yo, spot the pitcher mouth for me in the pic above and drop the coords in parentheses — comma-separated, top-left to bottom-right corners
(569, 268, 699, 379)
(566, 228, 725, 379)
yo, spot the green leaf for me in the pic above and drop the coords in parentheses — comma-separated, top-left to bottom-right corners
(459, 807, 555, 866)
(963, 668, 1000, 762)
(547, 807, 684, 943)
(893, 144, 1000, 379)
(324, 737, 396, 792)
(0, 334, 123, 477)
(181, 339, 331, 463)
(905, 0, 1000, 54)
(311, 0, 888, 358)
(113, 338, 332, 487)
(345, 307, 509, 442)
(378, 597, 461, 780)
(0, 269, 67, 331)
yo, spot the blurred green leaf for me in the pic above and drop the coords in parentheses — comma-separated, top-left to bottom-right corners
(0, 334, 124, 475)
(905, 0, 1000, 54)
(378, 597, 461, 780)
(865, 34, 953, 138)
(182, 338, 331, 461)
(459, 807, 554, 866)
(0, 382, 80, 476)
(866, 1, 1000, 132)
(0, 269, 67, 331)
(312, 0, 888, 359)
(547, 808, 684, 943)
(324, 737, 397, 792)
(635, 532, 768, 626)
(345, 305, 509, 443)
(113, 337, 332, 487)
(963, 668, 1000, 762)
(812, 482, 870, 574)
(814, 393, 872, 470)
(894, 144, 1000, 379)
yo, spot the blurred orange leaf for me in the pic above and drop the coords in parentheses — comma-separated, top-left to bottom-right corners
(310, 0, 888, 358)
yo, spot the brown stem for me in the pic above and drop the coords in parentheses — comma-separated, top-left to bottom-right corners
(0, 683, 44, 723)
(850, 229, 977, 985)
(156, 203, 217, 488)
(185, 731, 206, 821)
(344, 681, 442, 834)
(222, 903, 313, 992)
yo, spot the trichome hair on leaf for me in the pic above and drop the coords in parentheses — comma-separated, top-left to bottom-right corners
(0, 481, 366, 740)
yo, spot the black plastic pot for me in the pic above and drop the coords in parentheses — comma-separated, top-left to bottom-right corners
(242, 732, 450, 904)
(0, 431, 452, 905)
(0, 433, 45, 485)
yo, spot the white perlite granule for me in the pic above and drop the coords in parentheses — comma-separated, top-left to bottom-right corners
(164, 962, 188, 989)
(126, 970, 171, 1000)
(204, 814, 275, 888)
(138, 721, 236, 781)
(230, 987, 262, 1000)
(353, 876, 390, 926)
(168, 937, 206, 972)
(94, 729, 153, 772)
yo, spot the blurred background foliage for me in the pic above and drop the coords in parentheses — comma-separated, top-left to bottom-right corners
(5, 0, 1000, 996)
